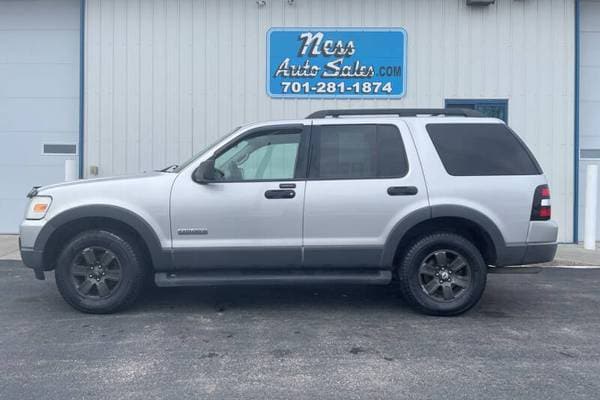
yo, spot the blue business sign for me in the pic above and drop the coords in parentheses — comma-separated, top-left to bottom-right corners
(267, 28, 407, 98)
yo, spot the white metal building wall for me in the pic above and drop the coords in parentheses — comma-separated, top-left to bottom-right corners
(84, 0, 575, 241)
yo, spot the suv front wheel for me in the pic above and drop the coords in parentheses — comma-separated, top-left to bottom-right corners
(397, 233, 487, 316)
(55, 230, 147, 314)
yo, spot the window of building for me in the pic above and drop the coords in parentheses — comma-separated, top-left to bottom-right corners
(308, 124, 408, 179)
(214, 128, 302, 181)
(42, 143, 78, 155)
(445, 99, 508, 123)
(581, 149, 600, 160)
(426, 123, 542, 176)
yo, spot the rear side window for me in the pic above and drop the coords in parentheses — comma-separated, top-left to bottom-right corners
(426, 123, 542, 176)
(309, 124, 408, 179)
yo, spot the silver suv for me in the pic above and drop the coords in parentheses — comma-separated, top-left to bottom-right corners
(19, 109, 558, 315)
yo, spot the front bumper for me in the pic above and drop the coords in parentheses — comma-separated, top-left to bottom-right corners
(20, 246, 43, 269)
(19, 241, 46, 280)
(19, 219, 48, 280)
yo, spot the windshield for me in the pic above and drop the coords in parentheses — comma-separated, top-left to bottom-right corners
(165, 127, 241, 173)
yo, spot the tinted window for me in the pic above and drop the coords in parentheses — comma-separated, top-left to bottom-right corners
(309, 124, 408, 179)
(214, 128, 302, 181)
(426, 123, 542, 176)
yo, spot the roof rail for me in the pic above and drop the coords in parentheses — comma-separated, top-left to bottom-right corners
(306, 108, 485, 119)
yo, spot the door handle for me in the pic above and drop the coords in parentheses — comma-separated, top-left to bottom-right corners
(387, 186, 418, 196)
(279, 183, 296, 189)
(265, 189, 296, 199)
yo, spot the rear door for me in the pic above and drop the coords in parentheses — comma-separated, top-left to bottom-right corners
(302, 120, 429, 268)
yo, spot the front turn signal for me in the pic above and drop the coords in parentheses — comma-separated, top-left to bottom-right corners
(26, 196, 52, 220)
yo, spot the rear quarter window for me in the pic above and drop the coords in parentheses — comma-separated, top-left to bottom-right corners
(426, 123, 542, 176)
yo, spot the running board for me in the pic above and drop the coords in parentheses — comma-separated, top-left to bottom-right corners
(155, 270, 392, 287)
(487, 266, 542, 274)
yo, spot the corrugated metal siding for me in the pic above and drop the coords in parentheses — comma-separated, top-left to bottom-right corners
(84, 0, 575, 241)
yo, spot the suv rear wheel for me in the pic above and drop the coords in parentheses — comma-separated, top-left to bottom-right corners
(397, 233, 487, 316)
(55, 230, 146, 314)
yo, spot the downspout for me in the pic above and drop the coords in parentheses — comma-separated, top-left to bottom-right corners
(78, 0, 85, 178)
(573, 0, 581, 243)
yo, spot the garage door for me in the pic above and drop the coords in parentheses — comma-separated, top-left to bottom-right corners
(0, 0, 80, 233)
(578, 0, 600, 240)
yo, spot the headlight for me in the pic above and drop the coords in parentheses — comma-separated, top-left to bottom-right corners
(26, 196, 52, 220)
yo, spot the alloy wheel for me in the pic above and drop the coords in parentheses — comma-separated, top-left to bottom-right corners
(418, 249, 472, 302)
(70, 246, 122, 298)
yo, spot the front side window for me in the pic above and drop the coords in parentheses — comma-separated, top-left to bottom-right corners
(214, 128, 302, 181)
(308, 124, 408, 179)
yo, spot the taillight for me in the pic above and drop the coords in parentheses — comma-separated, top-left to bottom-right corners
(531, 184, 551, 221)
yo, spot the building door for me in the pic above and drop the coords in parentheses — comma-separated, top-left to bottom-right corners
(0, 0, 80, 233)
(578, 0, 600, 240)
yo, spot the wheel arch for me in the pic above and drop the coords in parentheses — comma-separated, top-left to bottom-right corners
(35, 205, 170, 271)
(382, 205, 506, 267)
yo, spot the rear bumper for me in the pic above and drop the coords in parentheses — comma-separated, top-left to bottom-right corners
(495, 243, 557, 266)
(494, 219, 558, 266)
(527, 220, 559, 243)
(522, 243, 558, 264)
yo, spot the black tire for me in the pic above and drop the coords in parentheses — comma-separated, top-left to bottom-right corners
(55, 230, 147, 314)
(397, 232, 487, 316)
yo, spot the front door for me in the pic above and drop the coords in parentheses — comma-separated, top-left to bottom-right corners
(170, 123, 309, 269)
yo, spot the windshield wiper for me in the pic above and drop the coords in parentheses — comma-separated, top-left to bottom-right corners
(158, 164, 179, 172)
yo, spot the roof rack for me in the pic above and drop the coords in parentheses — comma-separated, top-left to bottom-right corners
(306, 108, 485, 119)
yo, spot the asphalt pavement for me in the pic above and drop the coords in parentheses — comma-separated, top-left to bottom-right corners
(1, 260, 599, 400)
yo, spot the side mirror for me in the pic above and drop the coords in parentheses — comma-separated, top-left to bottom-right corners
(192, 159, 216, 184)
